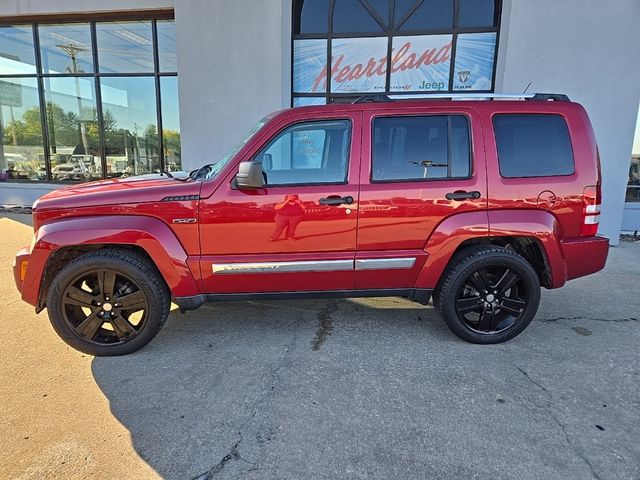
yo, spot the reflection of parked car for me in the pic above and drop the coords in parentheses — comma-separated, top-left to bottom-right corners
(15, 93, 609, 356)
(52, 156, 92, 182)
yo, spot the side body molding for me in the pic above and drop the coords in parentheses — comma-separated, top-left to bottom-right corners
(415, 211, 490, 289)
(22, 215, 201, 307)
(488, 209, 566, 288)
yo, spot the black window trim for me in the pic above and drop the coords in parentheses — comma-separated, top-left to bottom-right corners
(291, 0, 503, 106)
(0, 15, 177, 183)
(369, 112, 473, 184)
(491, 112, 577, 180)
(252, 117, 353, 188)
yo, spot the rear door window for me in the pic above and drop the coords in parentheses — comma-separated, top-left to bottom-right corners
(493, 114, 575, 178)
(371, 115, 471, 181)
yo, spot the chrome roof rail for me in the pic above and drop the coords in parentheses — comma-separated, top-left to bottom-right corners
(352, 93, 570, 103)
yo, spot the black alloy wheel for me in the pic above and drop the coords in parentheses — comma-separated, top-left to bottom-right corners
(47, 249, 170, 356)
(436, 247, 541, 344)
(61, 269, 149, 345)
(454, 265, 528, 334)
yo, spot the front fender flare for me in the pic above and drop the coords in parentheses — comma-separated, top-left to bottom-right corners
(22, 215, 200, 307)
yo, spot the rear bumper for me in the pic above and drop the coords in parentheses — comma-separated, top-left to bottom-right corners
(560, 236, 609, 281)
(13, 247, 31, 297)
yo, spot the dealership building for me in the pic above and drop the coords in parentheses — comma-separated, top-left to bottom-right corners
(1, 0, 639, 244)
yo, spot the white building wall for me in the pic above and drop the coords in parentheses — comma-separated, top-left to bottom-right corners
(174, 0, 291, 170)
(496, 0, 640, 245)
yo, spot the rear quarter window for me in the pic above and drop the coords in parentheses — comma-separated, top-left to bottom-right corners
(493, 114, 575, 178)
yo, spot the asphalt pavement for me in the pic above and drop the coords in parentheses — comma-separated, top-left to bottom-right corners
(1, 214, 638, 480)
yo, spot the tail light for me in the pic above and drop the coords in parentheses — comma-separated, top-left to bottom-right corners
(580, 184, 601, 236)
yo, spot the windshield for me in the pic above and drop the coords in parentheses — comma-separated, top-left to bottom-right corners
(203, 118, 270, 180)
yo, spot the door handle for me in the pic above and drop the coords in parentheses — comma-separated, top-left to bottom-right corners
(445, 190, 481, 201)
(319, 195, 354, 206)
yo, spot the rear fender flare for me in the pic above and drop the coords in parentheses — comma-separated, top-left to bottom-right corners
(415, 211, 490, 289)
(488, 209, 566, 288)
(23, 215, 200, 306)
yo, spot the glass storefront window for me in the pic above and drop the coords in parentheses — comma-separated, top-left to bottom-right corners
(0, 18, 178, 183)
(160, 76, 181, 171)
(627, 104, 640, 202)
(101, 76, 159, 177)
(43, 77, 101, 182)
(96, 21, 154, 73)
(0, 25, 37, 75)
(292, 0, 500, 105)
(0, 78, 46, 181)
(156, 20, 177, 72)
(628, 156, 640, 202)
(38, 23, 94, 74)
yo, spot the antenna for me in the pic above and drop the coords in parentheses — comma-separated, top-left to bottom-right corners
(522, 81, 532, 95)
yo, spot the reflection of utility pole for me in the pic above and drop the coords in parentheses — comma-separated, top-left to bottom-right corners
(56, 43, 90, 156)
(133, 123, 140, 175)
(9, 106, 17, 145)
(0, 108, 5, 173)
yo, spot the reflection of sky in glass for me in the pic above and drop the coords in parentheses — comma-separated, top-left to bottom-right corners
(160, 76, 180, 131)
(331, 37, 388, 93)
(293, 97, 326, 107)
(39, 23, 93, 74)
(390, 35, 451, 92)
(157, 20, 177, 72)
(293, 39, 327, 93)
(0, 78, 40, 127)
(453, 32, 496, 91)
(0, 25, 37, 74)
(42, 77, 96, 121)
(100, 77, 157, 134)
(96, 21, 154, 73)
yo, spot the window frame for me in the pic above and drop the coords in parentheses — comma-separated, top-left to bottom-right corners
(492, 113, 576, 180)
(252, 118, 353, 188)
(291, 0, 502, 106)
(369, 113, 473, 183)
(0, 13, 177, 183)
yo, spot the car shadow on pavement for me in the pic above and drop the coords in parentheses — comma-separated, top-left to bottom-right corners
(0, 213, 33, 227)
(91, 298, 446, 479)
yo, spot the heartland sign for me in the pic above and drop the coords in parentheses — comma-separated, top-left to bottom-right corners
(314, 36, 451, 93)
(293, 32, 497, 98)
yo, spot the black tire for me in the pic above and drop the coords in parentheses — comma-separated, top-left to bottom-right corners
(46, 249, 170, 356)
(435, 246, 541, 344)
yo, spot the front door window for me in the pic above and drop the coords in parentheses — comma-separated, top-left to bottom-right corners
(256, 120, 351, 185)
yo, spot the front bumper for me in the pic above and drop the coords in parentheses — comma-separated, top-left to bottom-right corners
(561, 236, 609, 281)
(13, 247, 31, 297)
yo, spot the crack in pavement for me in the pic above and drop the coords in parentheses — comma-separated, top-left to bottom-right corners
(192, 322, 301, 480)
(538, 316, 638, 323)
(516, 367, 602, 480)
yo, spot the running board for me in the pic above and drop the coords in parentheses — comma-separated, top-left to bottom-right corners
(174, 288, 433, 312)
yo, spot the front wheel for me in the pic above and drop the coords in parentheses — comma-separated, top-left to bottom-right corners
(46, 249, 170, 356)
(435, 247, 541, 344)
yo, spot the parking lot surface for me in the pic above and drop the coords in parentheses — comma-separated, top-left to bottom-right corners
(1, 215, 639, 480)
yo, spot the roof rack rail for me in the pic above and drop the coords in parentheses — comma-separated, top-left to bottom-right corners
(352, 94, 392, 103)
(529, 93, 571, 102)
(351, 93, 570, 103)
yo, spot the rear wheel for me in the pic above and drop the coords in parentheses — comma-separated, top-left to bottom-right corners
(47, 249, 170, 356)
(435, 247, 541, 344)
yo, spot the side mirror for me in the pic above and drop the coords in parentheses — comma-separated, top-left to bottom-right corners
(235, 161, 264, 189)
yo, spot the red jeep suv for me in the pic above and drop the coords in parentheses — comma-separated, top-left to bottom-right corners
(13, 94, 609, 356)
